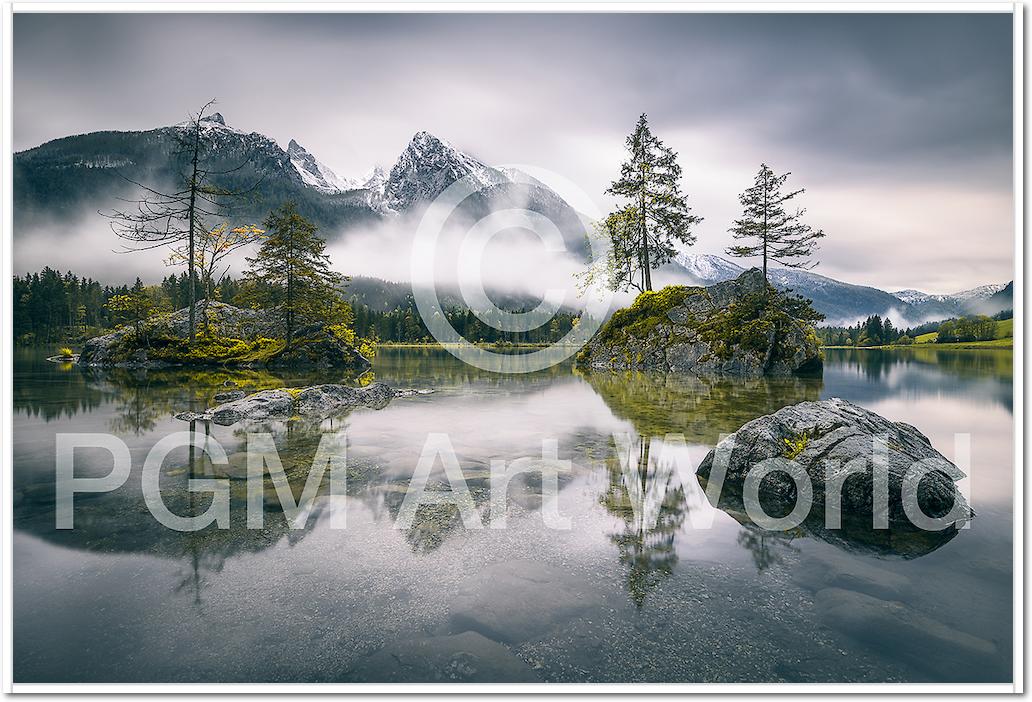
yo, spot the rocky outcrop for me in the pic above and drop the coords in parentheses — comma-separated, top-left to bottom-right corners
(696, 398, 971, 553)
(175, 382, 396, 426)
(265, 323, 370, 371)
(577, 268, 822, 377)
(77, 327, 145, 367)
(78, 301, 370, 371)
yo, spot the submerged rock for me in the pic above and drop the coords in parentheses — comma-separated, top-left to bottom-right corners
(815, 588, 999, 681)
(696, 398, 971, 554)
(576, 268, 822, 377)
(172, 410, 211, 423)
(394, 388, 436, 398)
(177, 382, 397, 426)
(448, 560, 603, 644)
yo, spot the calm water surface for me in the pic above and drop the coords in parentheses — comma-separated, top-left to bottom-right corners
(12, 347, 1014, 683)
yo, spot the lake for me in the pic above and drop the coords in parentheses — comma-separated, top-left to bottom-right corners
(11, 346, 1014, 683)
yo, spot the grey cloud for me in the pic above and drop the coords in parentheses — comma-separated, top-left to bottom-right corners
(12, 11, 1015, 293)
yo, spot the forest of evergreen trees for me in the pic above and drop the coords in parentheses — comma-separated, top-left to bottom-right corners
(12, 268, 237, 344)
(12, 267, 583, 346)
(817, 310, 1011, 347)
(350, 299, 583, 345)
(16, 264, 1009, 349)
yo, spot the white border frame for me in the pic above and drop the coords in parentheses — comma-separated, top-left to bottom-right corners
(1, 1, 1023, 695)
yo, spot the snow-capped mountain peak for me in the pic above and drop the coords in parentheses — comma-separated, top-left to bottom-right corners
(362, 165, 388, 191)
(948, 282, 1008, 303)
(174, 112, 247, 136)
(672, 253, 745, 284)
(287, 138, 360, 194)
(890, 289, 953, 305)
(383, 130, 508, 211)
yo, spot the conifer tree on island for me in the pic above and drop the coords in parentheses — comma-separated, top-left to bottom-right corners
(241, 202, 347, 348)
(601, 114, 702, 293)
(726, 164, 825, 283)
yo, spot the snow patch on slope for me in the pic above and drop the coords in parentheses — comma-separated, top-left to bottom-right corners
(287, 139, 360, 193)
(672, 253, 744, 284)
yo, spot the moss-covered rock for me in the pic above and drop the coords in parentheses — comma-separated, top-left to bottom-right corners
(78, 301, 370, 372)
(577, 268, 823, 377)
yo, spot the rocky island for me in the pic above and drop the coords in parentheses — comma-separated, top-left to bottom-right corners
(576, 268, 823, 376)
(77, 301, 371, 372)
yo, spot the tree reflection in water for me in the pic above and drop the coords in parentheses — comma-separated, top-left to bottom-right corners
(601, 435, 688, 607)
(735, 528, 800, 573)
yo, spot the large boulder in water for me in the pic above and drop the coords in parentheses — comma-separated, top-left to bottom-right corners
(576, 268, 822, 377)
(696, 398, 972, 554)
(177, 382, 397, 426)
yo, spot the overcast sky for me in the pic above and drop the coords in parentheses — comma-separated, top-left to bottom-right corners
(13, 12, 1014, 293)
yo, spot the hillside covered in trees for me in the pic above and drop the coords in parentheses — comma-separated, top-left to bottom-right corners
(817, 310, 1013, 347)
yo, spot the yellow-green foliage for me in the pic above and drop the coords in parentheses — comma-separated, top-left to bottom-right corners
(782, 432, 810, 460)
(57, 347, 75, 358)
(578, 284, 822, 368)
(328, 323, 377, 359)
(147, 335, 285, 364)
(995, 317, 1013, 339)
(804, 327, 826, 361)
(696, 292, 777, 359)
(915, 318, 1010, 346)
(588, 286, 696, 349)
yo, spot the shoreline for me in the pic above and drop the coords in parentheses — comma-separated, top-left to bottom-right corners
(822, 340, 1012, 351)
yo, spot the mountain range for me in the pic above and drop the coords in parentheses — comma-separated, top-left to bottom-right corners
(14, 113, 582, 247)
(14, 114, 1011, 326)
(669, 253, 1012, 326)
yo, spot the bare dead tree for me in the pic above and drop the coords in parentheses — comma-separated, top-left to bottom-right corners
(104, 99, 264, 341)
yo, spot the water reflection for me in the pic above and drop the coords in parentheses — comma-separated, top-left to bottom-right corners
(736, 528, 800, 573)
(697, 474, 962, 560)
(581, 369, 822, 441)
(11, 346, 1015, 683)
(601, 436, 688, 606)
(14, 401, 373, 607)
(823, 348, 1012, 411)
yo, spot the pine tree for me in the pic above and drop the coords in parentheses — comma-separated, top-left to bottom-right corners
(240, 202, 347, 347)
(726, 164, 825, 282)
(604, 114, 702, 292)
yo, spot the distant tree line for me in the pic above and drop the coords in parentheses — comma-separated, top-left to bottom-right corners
(817, 309, 1011, 347)
(350, 299, 583, 345)
(936, 315, 1003, 343)
(14, 265, 584, 347)
(12, 268, 244, 345)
